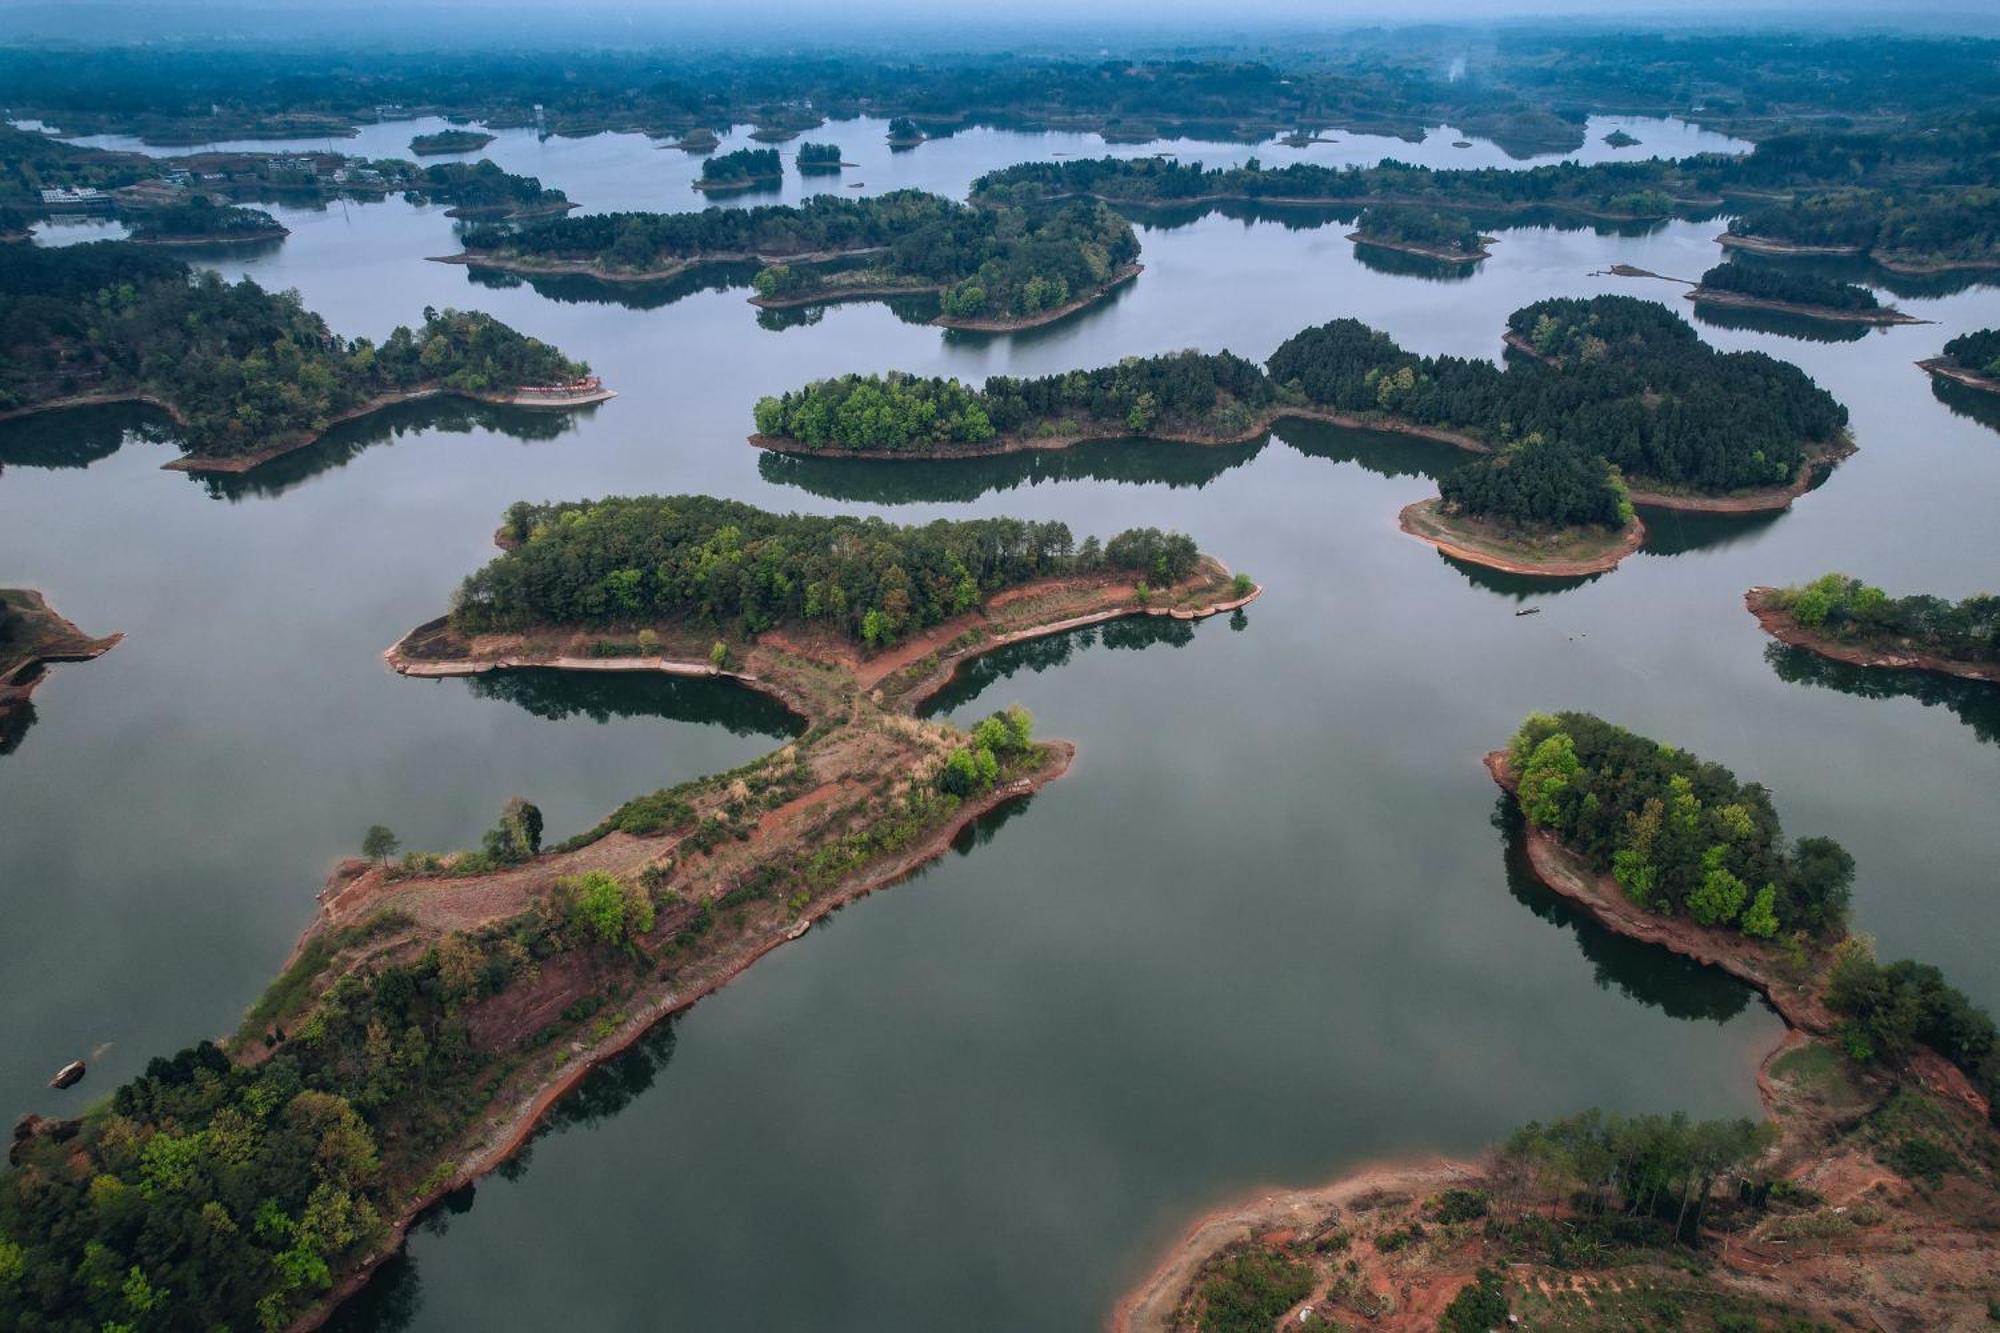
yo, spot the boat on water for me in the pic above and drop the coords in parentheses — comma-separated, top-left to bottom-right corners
(49, 1060, 85, 1090)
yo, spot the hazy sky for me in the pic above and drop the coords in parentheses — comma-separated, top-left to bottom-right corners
(1, 0, 1994, 46)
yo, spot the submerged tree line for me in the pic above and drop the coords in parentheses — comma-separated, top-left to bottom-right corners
(458, 495, 1202, 649)
(0, 243, 587, 459)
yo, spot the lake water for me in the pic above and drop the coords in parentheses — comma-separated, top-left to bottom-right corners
(3, 114, 1996, 1332)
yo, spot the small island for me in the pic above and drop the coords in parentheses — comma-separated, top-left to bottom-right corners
(0, 242, 609, 473)
(1399, 434, 1643, 576)
(402, 160, 575, 220)
(0, 588, 121, 735)
(122, 197, 289, 245)
(409, 128, 496, 156)
(1918, 326, 2000, 395)
(0, 496, 1259, 1333)
(1602, 127, 1641, 147)
(885, 115, 926, 147)
(752, 295, 1854, 514)
(1119, 715, 1999, 1331)
(795, 141, 850, 173)
(1686, 262, 1922, 324)
(1747, 576, 2000, 685)
(693, 147, 783, 193)
(1346, 202, 1491, 264)
(746, 199, 1141, 330)
(674, 126, 720, 153)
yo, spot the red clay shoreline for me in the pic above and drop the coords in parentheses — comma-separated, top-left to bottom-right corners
(0, 589, 123, 724)
(1917, 357, 2000, 397)
(287, 576, 1262, 1331)
(1745, 586, 2000, 686)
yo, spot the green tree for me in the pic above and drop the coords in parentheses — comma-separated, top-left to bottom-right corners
(361, 825, 399, 865)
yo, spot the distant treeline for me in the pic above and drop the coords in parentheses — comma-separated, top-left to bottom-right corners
(1695, 262, 1880, 312)
(457, 495, 1201, 647)
(1728, 188, 2000, 269)
(758, 296, 1846, 512)
(1766, 574, 2000, 665)
(0, 242, 585, 458)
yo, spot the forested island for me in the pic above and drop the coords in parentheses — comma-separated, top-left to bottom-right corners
(747, 200, 1140, 330)
(0, 588, 121, 742)
(1748, 576, 2000, 685)
(0, 497, 1260, 1333)
(1918, 326, 2000, 395)
(753, 295, 1851, 513)
(122, 198, 289, 245)
(403, 161, 574, 220)
(796, 142, 848, 173)
(1686, 262, 1919, 325)
(408, 128, 495, 156)
(0, 242, 606, 472)
(1346, 203, 1490, 263)
(447, 189, 1141, 329)
(1121, 715, 1998, 1331)
(1401, 433, 1642, 576)
(694, 147, 782, 193)
(885, 116, 925, 147)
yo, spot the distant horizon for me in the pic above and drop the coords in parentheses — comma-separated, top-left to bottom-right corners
(2, 1, 1998, 49)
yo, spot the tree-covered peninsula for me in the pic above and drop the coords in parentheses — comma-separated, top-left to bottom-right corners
(1919, 326, 2000, 395)
(1749, 575, 2000, 684)
(1686, 262, 1915, 324)
(1723, 187, 2000, 273)
(1346, 203, 1489, 262)
(754, 295, 1850, 511)
(122, 198, 288, 244)
(0, 242, 601, 470)
(0, 588, 121, 749)
(0, 498, 1258, 1333)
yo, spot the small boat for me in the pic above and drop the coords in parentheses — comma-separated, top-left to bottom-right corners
(1515, 607, 1541, 617)
(49, 1060, 85, 1090)
(785, 919, 812, 941)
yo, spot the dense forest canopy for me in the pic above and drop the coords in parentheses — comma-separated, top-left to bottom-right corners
(1436, 434, 1632, 531)
(1940, 327, 2000, 378)
(1695, 263, 1881, 312)
(796, 142, 844, 168)
(753, 349, 1276, 451)
(1507, 711, 1854, 939)
(1767, 574, 2000, 665)
(698, 146, 781, 184)
(459, 190, 960, 271)
(0, 242, 586, 457)
(758, 296, 1845, 500)
(408, 160, 568, 214)
(457, 495, 1201, 648)
(1270, 295, 1846, 493)
(121, 198, 284, 241)
(750, 199, 1139, 322)
(1728, 187, 2000, 267)
(1352, 204, 1483, 254)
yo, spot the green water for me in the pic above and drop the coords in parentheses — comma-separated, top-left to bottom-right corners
(4, 114, 1996, 1331)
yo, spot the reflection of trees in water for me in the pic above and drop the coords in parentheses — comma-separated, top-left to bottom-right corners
(463, 259, 759, 311)
(757, 434, 1263, 505)
(197, 397, 586, 502)
(463, 667, 802, 738)
(1929, 375, 2000, 436)
(951, 789, 1037, 854)
(1350, 240, 1478, 284)
(1634, 504, 1783, 558)
(0, 401, 171, 473)
(1725, 248, 1995, 303)
(919, 613, 1206, 717)
(1689, 299, 1873, 345)
(0, 699, 36, 756)
(1495, 797, 1754, 1024)
(1765, 642, 2000, 746)
(323, 1020, 683, 1333)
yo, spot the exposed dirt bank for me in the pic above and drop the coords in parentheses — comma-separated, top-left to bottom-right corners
(1716, 233, 1866, 258)
(1746, 586, 2000, 686)
(1686, 287, 1927, 325)
(1917, 357, 2000, 398)
(0, 588, 122, 724)
(1398, 499, 1645, 576)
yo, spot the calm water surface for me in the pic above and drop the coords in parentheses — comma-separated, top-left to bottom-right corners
(3, 117, 1996, 1331)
